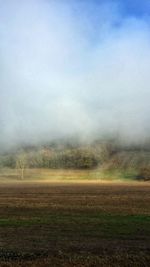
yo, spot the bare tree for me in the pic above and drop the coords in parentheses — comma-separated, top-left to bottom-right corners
(16, 153, 28, 180)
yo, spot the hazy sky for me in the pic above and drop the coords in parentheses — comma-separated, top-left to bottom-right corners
(0, 0, 150, 150)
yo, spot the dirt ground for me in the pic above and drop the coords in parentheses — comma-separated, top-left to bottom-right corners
(0, 182, 150, 266)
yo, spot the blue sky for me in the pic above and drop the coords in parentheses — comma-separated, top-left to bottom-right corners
(117, 0, 150, 16)
(80, 0, 150, 17)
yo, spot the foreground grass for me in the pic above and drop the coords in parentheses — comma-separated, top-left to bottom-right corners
(0, 213, 150, 239)
(1, 253, 150, 267)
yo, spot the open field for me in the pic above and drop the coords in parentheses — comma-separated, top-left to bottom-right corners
(0, 168, 140, 183)
(0, 172, 150, 266)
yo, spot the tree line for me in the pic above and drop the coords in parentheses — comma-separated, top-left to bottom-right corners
(0, 143, 113, 170)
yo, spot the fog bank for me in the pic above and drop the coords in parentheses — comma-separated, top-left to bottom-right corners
(0, 0, 150, 150)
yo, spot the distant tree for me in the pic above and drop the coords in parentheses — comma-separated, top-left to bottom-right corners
(16, 153, 28, 179)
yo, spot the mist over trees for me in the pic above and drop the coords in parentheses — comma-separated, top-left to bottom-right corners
(0, 138, 149, 181)
(0, 140, 113, 170)
(0, 1, 150, 181)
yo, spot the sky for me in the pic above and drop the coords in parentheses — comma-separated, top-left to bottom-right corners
(0, 0, 150, 150)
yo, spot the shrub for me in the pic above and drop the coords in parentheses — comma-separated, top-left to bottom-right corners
(137, 167, 150, 181)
